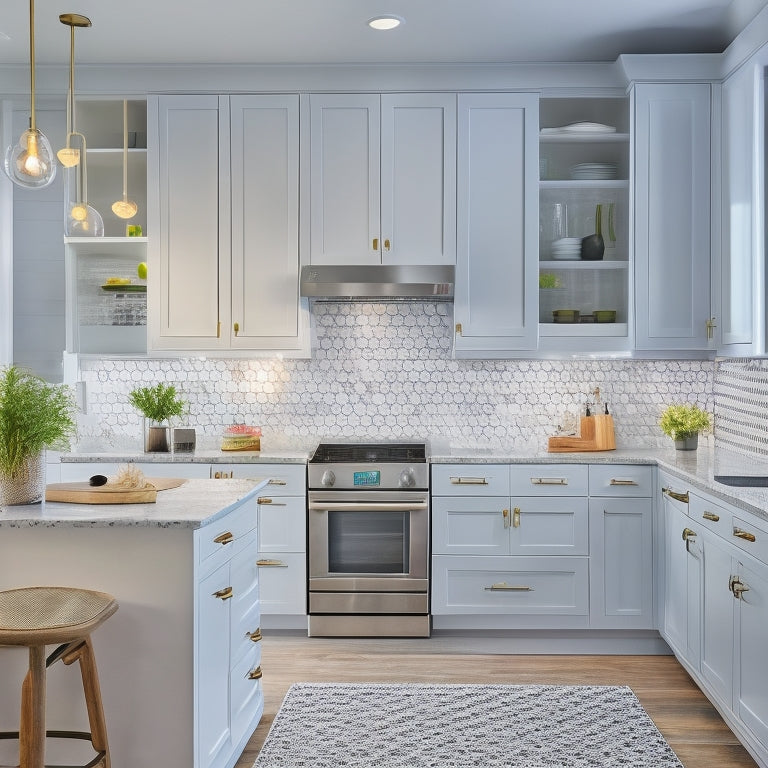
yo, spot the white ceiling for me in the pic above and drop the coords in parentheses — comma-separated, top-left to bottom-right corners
(0, 0, 767, 68)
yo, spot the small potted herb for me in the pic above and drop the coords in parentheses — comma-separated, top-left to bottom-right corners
(128, 383, 186, 452)
(659, 403, 711, 450)
(0, 366, 78, 504)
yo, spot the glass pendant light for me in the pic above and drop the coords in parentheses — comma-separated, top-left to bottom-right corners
(3, 0, 57, 188)
(65, 134, 104, 236)
(57, 13, 92, 168)
(111, 100, 138, 219)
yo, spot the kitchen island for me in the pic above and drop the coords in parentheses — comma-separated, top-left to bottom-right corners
(0, 478, 267, 768)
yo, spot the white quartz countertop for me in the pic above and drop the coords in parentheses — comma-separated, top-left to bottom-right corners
(60, 449, 310, 464)
(0, 478, 268, 529)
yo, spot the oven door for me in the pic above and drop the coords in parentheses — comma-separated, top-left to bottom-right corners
(308, 490, 429, 592)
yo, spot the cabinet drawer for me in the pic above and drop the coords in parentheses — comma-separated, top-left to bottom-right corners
(230, 642, 264, 748)
(659, 475, 691, 515)
(730, 514, 768, 565)
(230, 536, 261, 665)
(210, 463, 306, 493)
(689, 493, 732, 538)
(509, 464, 588, 496)
(258, 496, 306, 552)
(256, 552, 307, 615)
(60, 462, 213, 481)
(589, 465, 653, 497)
(432, 497, 511, 556)
(431, 555, 589, 615)
(431, 464, 510, 496)
(510, 497, 589, 556)
(197, 498, 258, 567)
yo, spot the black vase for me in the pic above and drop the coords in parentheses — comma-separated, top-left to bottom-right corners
(581, 233, 605, 261)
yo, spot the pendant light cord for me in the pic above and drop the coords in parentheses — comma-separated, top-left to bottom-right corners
(28, 0, 36, 130)
(122, 100, 128, 197)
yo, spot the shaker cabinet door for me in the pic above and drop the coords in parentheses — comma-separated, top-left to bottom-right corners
(454, 92, 539, 356)
(634, 83, 712, 351)
(149, 95, 228, 349)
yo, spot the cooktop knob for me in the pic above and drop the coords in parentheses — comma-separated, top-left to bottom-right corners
(321, 470, 336, 487)
(399, 469, 416, 488)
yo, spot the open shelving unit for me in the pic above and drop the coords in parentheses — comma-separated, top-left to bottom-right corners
(538, 97, 631, 344)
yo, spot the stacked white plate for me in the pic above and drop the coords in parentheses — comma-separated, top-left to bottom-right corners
(551, 237, 582, 260)
(570, 162, 618, 180)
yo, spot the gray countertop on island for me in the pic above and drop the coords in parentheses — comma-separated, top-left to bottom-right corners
(0, 477, 268, 529)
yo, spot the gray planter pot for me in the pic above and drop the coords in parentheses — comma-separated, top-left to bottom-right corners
(674, 434, 699, 451)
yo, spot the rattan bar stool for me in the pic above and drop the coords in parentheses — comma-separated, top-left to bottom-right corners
(0, 586, 118, 768)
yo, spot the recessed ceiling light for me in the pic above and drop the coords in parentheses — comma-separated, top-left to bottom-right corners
(367, 15, 404, 31)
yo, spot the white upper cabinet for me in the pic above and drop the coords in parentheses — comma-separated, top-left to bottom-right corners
(633, 82, 713, 351)
(148, 94, 308, 355)
(718, 52, 768, 355)
(454, 92, 540, 357)
(150, 95, 224, 347)
(309, 93, 456, 266)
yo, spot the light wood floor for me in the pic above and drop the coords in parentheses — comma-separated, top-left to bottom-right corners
(236, 634, 758, 768)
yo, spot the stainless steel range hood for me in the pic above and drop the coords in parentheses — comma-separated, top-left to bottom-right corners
(300, 264, 454, 300)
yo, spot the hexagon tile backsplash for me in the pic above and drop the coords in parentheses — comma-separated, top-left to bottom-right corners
(76, 302, 715, 452)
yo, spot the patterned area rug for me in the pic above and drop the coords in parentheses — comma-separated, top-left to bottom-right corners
(253, 683, 683, 767)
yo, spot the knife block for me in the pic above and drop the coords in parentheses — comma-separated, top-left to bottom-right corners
(547, 414, 616, 452)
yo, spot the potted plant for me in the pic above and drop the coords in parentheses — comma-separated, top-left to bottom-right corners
(0, 366, 78, 505)
(659, 403, 711, 450)
(128, 383, 187, 452)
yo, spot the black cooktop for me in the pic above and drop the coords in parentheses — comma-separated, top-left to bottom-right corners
(309, 442, 427, 464)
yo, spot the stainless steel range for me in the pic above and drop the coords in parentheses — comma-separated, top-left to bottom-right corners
(307, 441, 430, 637)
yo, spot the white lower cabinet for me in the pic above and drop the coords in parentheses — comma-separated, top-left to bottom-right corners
(660, 479, 768, 768)
(431, 463, 649, 631)
(194, 500, 263, 768)
(660, 482, 701, 668)
(213, 463, 308, 625)
(589, 464, 654, 629)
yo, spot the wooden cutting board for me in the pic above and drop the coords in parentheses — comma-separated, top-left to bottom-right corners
(45, 477, 188, 504)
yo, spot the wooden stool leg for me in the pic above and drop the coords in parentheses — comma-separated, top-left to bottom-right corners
(19, 645, 46, 768)
(62, 637, 110, 768)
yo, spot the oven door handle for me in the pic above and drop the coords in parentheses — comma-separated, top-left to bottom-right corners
(308, 501, 428, 512)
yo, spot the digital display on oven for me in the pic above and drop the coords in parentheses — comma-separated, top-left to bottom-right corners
(353, 470, 381, 487)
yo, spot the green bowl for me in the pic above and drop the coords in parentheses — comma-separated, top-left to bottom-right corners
(594, 310, 617, 323)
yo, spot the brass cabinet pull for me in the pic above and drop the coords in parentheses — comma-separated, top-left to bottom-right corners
(268, 478, 288, 486)
(609, 478, 639, 486)
(233, 322, 240, 336)
(214, 471, 234, 479)
(249, 628, 263, 643)
(706, 316, 717, 340)
(257, 497, 287, 506)
(682, 527, 697, 542)
(248, 666, 263, 680)
(257, 559, 288, 567)
(513, 507, 521, 528)
(449, 476, 489, 485)
(217, 321, 221, 339)
(484, 582, 533, 592)
(213, 586, 233, 600)
(213, 532, 234, 545)
(373, 237, 379, 250)
(502, 509, 510, 529)
(703, 511, 720, 522)
(455, 323, 463, 335)
(384, 238, 391, 251)
(531, 477, 567, 485)
(730, 576, 750, 599)
(662, 487, 689, 504)
(733, 527, 756, 543)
